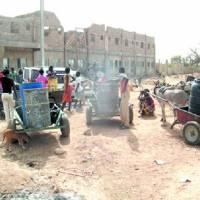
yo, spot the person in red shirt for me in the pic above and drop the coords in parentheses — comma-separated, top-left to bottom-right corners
(62, 67, 74, 111)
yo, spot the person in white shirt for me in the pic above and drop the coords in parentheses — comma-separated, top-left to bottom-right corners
(74, 71, 84, 108)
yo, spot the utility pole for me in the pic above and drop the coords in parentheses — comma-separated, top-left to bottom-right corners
(133, 32, 136, 79)
(84, 28, 89, 74)
(75, 28, 79, 70)
(40, 0, 45, 67)
(144, 34, 147, 76)
(75, 28, 85, 70)
(104, 29, 108, 76)
(120, 29, 123, 68)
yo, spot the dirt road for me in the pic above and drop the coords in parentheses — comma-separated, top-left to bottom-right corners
(0, 75, 200, 200)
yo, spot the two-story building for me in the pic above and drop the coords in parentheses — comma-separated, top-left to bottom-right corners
(0, 11, 155, 78)
(65, 24, 155, 78)
(0, 11, 64, 69)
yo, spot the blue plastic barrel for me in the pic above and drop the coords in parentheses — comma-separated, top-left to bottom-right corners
(189, 79, 200, 115)
(20, 83, 43, 126)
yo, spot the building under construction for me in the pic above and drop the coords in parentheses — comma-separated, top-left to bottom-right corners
(65, 24, 155, 78)
(0, 11, 155, 78)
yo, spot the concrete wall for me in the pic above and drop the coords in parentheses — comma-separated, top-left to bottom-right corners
(34, 50, 64, 67)
(0, 11, 64, 69)
(156, 63, 200, 75)
(3, 47, 33, 68)
(0, 16, 33, 43)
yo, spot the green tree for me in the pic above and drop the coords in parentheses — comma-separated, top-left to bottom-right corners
(170, 55, 183, 64)
(187, 48, 200, 66)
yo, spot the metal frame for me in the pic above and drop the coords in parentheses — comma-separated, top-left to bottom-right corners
(87, 91, 120, 119)
(13, 107, 65, 133)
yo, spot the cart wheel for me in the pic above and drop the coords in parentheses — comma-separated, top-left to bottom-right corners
(86, 107, 92, 125)
(60, 114, 70, 137)
(183, 121, 200, 145)
(129, 105, 133, 124)
(0, 111, 5, 120)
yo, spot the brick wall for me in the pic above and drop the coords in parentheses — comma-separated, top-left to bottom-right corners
(156, 63, 200, 75)
(0, 11, 64, 68)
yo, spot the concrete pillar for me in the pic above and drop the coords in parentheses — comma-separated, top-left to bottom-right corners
(0, 46, 5, 69)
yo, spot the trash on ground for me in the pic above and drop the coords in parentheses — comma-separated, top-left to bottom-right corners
(180, 177, 192, 183)
(154, 160, 166, 165)
(54, 148, 66, 155)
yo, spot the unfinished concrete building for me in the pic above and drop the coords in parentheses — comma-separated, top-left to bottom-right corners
(0, 11, 64, 69)
(0, 10, 155, 78)
(65, 24, 155, 78)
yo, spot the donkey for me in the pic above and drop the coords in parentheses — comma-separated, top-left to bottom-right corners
(153, 81, 189, 126)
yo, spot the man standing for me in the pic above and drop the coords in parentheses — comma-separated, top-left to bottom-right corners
(0, 69, 17, 124)
(74, 71, 84, 109)
(10, 67, 17, 82)
(16, 68, 23, 84)
(119, 67, 133, 129)
(47, 65, 56, 78)
(62, 67, 74, 111)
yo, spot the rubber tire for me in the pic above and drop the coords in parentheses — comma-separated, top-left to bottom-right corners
(183, 121, 200, 145)
(0, 111, 5, 120)
(86, 107, 92, 125)
(129, 105, 133, 124)
(60, 114, 70, 137)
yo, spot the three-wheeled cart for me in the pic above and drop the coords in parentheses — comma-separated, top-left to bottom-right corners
(13, 83, 70, 137)
(172, 106, 200, 145)
(86, 79, 133, 125)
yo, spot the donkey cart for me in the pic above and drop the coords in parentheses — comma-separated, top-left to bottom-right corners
(172, 107, 200, 145)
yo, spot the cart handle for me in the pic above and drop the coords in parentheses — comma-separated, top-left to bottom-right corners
(150, 92, 175, 108)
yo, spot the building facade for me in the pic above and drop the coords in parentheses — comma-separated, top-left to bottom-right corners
(0, 11, 64, 69)
(65, 24, 155, 78)
(0, 11, 155, 78)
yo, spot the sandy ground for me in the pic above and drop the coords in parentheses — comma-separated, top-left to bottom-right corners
(1, 74, 200, 200)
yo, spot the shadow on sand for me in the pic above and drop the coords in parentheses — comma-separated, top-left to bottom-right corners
(1, 131, 70, 169)
(139, 115, 157, 121)
(84, 118, 140, 152)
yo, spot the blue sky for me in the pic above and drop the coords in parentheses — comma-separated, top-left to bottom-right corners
(1, 0, 200, 62)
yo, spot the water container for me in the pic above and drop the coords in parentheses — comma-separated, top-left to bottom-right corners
(189, 79, 200, 115)
(23, 88, 51, 128)
(95, 80, 119, 115)
(20, 83, 43, 126)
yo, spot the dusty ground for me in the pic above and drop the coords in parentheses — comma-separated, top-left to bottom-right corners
(1, 74, 200, 200)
